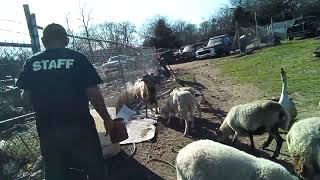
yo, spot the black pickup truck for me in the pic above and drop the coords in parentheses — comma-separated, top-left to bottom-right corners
(287, 16, 320, 40)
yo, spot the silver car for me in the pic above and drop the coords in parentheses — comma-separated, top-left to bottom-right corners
(102, 55, 136, 70)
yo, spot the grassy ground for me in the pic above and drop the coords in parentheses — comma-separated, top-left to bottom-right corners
(214, 39, 320, 119)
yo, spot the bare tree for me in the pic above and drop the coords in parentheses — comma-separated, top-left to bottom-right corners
(172, 20, 187, 43)
(65, 14, 77, 50)
(98, 22, 120, 43)
(79, 2, 95, 60)
(117, 21, 136, 45)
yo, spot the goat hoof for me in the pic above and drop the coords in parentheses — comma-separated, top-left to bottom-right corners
(183, 131, 190, 137)
(271, 155, 278, 159)
(250, 147, 257, 153)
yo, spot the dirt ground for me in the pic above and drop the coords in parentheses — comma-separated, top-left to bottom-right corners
(106, 59, 296, 180)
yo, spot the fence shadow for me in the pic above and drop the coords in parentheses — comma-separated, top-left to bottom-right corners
(201, 95, 227, 120)
(175, 79, 207, 91)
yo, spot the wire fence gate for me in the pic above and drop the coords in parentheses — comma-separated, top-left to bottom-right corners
(0, 4, 159, 180)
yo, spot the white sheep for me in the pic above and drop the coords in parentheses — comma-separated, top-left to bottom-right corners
(176, 140, 299, 180)
(170, 86, 199, 97)
(286, 117, 320, 179)
(217, 100, 291, 158)
(160, 90, 201, 136)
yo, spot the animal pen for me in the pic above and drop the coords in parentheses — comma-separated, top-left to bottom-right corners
(0, 4, 159, 180)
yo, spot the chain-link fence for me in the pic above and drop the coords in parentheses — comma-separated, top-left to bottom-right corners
(0, 46, 39, 180)
(0, 37, 160, 179)
(66, 37, 159, 110)
(234, 19, 296, 51)
(0, 115, 41, 180)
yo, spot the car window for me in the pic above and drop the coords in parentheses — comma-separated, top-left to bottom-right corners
(108, 56, 129, 63)
(223, 37, 231, 45)
(207, 37, 224, 47)
(183, 46, 193, 52)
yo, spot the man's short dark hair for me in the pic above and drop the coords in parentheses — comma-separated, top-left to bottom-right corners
(42, 23, 68, 47)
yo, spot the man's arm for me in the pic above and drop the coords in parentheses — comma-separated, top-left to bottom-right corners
(21, 90, 32, 106)
(86, 86, 113, 132)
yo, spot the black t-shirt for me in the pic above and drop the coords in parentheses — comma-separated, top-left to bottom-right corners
(16, 48, 102, 138)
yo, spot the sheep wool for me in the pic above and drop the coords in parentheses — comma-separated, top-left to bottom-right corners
(220, 100, 290, 136)
(171, 87, 198, 97)
(286, 117, 320, 176)
(176, 140, 298, 180)
(225, 100, 290, 132)
(218, 100, 291, 158)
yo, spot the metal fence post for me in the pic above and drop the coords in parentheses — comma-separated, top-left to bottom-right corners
(255, 11, 260, 49)
(23, 4, 41, 54)
(30, 14, 41, 53)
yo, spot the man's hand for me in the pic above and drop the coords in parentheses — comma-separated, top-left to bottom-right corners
(21, 90, 32, 105)
(104, 119, 114, 135)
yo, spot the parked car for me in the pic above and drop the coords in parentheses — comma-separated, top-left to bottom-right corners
(102, 55, 135, 70)
(196, 35, 233, 59)
(179, 45, 196, 62)
(287, 16, 320, 40)
(156, 49, 179, 65)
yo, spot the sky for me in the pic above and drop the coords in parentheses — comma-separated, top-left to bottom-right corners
(0, 0, 230, 44)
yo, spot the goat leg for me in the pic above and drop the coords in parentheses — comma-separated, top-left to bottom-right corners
(197, 103, 201, 119)
(183, 119, 189, 136)
(155, 103, 159, 114)
(260, 135, 274, 149)
(269, 131, 284, 158)
(231, 132, 238, 146)
(191, 115, 195, 129)
(145, 102, 148, 118)
(166, 116, 172, 126)
(249, 134, 256, 151)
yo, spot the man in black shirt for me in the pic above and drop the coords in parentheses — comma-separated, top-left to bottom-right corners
(16, 23, 113, 180)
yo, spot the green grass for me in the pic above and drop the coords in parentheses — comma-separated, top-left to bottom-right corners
(214, 39, 320, 119)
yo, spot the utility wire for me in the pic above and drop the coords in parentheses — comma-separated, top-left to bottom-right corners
(0, 18, 24, 24)
(0, 28, 29, 36)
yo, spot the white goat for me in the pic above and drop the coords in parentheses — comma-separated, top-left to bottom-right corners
(176, 140, 299, 180)
(218, 100, 291, 158)
(160, 90, 201, 136)
(286, 117, 320, 179)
